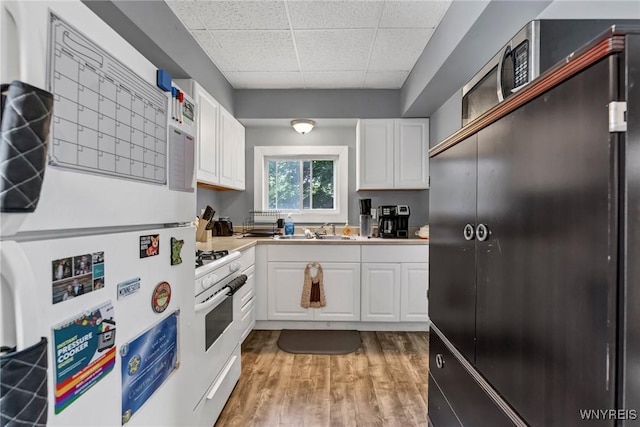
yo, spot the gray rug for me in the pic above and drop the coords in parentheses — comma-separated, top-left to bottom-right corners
(277, 329, 361, 355)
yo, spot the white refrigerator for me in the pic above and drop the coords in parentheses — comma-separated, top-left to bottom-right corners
(1, 1, 198, 426)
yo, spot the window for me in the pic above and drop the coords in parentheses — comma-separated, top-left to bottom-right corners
(254, 146, 348, 223)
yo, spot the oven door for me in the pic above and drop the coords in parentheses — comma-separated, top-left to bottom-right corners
(192, 287, 238, 410)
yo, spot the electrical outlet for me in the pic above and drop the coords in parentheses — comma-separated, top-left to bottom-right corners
(371, 208, 377, 220)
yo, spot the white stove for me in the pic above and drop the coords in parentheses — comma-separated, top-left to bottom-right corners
(195, 250, 242, 296)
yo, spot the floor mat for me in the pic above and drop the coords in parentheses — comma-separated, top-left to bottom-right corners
(277, 329, 361, 355)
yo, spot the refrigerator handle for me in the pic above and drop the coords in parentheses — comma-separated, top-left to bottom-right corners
(1, 241, 41, 350)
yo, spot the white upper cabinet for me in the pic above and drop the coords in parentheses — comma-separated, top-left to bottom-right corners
(219, 107, 235, 188)
(194, 85, 219, 185)
(395, 119, 429, 189)
(357, 119, 429, 190)
(191, 81, 245, 190)
(233, 120, 245, 190)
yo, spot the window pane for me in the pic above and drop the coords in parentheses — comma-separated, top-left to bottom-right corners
(302, 161, 310, 210)
(268, 160, 277, 209)
(271, 160, 300, 210)
(311, 160, 334, 209)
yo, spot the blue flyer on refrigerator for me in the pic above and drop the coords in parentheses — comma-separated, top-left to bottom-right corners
(120, 311, 179, 424)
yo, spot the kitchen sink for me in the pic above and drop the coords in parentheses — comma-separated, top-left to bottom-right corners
(273, 235, 312, 240)
(272, 235, 355, 241)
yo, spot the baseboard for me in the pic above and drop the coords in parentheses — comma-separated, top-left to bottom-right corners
(254, 320, 430, 331)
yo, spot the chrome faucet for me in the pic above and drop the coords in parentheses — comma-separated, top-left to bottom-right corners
(313, 223, 335, 238)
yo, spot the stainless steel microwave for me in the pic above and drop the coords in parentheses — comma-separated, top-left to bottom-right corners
(461, 19, 640, 127)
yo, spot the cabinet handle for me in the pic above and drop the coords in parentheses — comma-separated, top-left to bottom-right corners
(435, 353, 445, 369)
(463, 224, 475, 241)
(476, 224, 490, 242)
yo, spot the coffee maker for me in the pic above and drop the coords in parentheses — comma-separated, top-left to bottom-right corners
(378, 205, 410, 238)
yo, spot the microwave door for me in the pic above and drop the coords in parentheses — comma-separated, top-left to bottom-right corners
(498, 46, 515, 101)
(462, 66, 499, 127)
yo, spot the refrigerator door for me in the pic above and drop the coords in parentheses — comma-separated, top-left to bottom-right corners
(0, 1, 195, 236)
(0, 226, 196, 426)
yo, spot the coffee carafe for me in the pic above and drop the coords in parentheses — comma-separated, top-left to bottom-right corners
(359, 199, 372, 238)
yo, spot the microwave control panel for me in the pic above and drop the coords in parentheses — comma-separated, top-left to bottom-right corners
(513, 41, 529, 88)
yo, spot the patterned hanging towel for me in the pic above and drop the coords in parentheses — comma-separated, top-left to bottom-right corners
(301, 262, 326, 308)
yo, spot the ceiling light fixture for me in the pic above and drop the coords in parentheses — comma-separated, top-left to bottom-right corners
(291, 119, 316, 135)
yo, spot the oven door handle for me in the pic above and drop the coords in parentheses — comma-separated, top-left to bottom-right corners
(195, 290, 229, 314)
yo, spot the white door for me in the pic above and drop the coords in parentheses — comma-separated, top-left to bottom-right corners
(394, 119, 429, 189)
(357, 120, 394, 190)
(0, 226, 196, 426)
(196, 85, 219, 185)
(315, 263, 360, 322)
(400, 263, 429, 322)
(361, 263, 401, 322)
(267, 262, 314, 321)
(219, 108, 235, 188)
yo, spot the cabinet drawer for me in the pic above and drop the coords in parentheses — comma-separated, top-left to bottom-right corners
(428, 373, 462, 427)
(268, 245, 360, 262)
(429, 329, 518, 427)
(238, 246, 255, 271)
(239, 298, 255, 343)
(236, 265, 255, 307)
(362, 245, 428, 263)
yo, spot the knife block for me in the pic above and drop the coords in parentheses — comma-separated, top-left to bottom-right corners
(196, 220, 210, 242)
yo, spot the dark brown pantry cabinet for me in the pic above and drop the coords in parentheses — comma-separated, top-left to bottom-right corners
(428, 29, 640, 427)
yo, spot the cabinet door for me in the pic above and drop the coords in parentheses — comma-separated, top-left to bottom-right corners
(475, 58, 616, 427)
(394, 119, 429, 189)
(356, 120, 394, 189)
(314, 263, 360, 321)
(400, 263, 429, 322)
(195, 86, 219, 184)
(219, 108, 235, 188)
(361, 263, 400, 322)
(233, 121, 245, 190)
(267, 262, 314, 321)
(429, 134, 477, 362)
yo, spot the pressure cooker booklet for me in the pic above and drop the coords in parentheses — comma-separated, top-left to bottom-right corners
(52, 301, 116, 414)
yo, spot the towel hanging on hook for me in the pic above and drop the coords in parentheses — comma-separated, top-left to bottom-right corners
(301, 262, 326, 308)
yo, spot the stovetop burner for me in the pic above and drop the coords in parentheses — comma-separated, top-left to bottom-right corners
(195, 249, 230, 268)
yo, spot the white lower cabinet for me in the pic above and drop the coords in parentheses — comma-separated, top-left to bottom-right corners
(361, 263, 401, 322)
(361, 245, 429, 323)
(400, 263, 429, 321)
(267, 262, 360, 321)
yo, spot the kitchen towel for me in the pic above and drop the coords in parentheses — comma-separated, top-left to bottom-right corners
(0, 81, 54, 213)
(0, 337, 48, 427)
(301, 262, 326, 308)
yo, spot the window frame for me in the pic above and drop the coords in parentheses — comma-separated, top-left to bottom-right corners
(254, 146, 348, 223)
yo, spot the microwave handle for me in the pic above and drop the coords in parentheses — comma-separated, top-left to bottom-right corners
(496, 47, 507, 103)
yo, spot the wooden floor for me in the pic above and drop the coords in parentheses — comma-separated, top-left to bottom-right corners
(215, 330, 429, 427)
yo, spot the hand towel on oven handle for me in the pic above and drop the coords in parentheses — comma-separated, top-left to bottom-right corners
(225, 274, 248, 295)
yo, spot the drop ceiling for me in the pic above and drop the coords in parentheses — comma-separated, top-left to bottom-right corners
(166, 0, 452, 90)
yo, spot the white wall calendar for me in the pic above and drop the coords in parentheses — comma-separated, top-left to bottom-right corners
(48, 12, 168, 185)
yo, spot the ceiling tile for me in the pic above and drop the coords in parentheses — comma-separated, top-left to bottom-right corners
(303, 71, 365, 88)
(190, 30, 236, 71)
(196, 1, 289, 30)
(225, 71, 304, 89)
(288, 1, 384, 29)
(379, 1, 451, 29)
(368, 28, 433, 71)
(166, 1, 205, 30)
(363, 71, 410, 88)
(211, 30, 299, 72)
(295, 29, 374, 71)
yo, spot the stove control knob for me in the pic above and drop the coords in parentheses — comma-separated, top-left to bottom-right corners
(200, 279, 208, 290)
(230, 261, 241, 272)
(208, 274, 218, 286)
